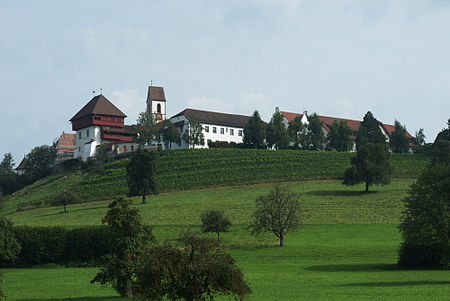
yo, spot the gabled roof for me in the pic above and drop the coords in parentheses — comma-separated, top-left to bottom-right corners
(280, 110, 415, 139)
(56, 132, 76, 147)
(148, 86, 166, 101)
(16, 157, 27, 171)
(70, 94, 127, 121)
(172, 108, 250, 128)
(381, 124, 415, 139)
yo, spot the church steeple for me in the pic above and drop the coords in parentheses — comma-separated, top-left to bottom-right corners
(146, 85, 166, 122)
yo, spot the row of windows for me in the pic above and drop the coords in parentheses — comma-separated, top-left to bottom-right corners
(79, 129, 90, 139)
(204, 126, 243, 137)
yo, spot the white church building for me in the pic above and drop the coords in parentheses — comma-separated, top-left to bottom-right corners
(147, 86, 251, 149)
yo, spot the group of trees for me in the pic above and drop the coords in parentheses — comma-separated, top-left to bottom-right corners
(243, 109, 413, 153)
(91, 197, 251, 300)
(0, 145, 57, 197)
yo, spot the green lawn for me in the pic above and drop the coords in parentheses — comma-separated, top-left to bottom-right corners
(3, 225, 450, 300)
(2, 179, 449, 300)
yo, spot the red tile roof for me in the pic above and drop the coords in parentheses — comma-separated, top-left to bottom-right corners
(56, 132, 76, 147)
(280, 111, 415, 139)
(70, 94, 127, 121)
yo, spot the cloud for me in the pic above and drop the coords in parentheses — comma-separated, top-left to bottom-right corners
(187, 96, 235, 113)
(110, 88, 145, 124)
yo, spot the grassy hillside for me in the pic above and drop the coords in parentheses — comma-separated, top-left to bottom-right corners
(4, 149, 429, 215)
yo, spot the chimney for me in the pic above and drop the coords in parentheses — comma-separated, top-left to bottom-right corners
(275, 107, 280, 113)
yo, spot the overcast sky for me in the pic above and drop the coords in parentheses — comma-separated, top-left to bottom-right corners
(1, 0, 449, 164)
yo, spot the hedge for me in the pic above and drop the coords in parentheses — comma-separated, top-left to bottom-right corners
(11, 226, 114, 266)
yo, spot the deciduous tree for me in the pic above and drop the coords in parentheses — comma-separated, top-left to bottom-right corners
(162, 119, 181, 149)
(182, 120, 205, 148)
(327, 120, 353, 152)
(91, 197, 154, 297)
(134, 232, 251, 301)
(390, 120, 410, 153)
(343, 142, 392, 192)
(201, 210, 232, 242)
(53, 190, 79, 213)
(249, 184, 301, 247)
(287, 116, 308, 149)
(415, 128, 426, 146)
(398, 162, 450, 268)
(243, 110, 266, 149)
(136, 110, 158, 146)
(126, 149, 158, 204)
(25, 145, 57, 181)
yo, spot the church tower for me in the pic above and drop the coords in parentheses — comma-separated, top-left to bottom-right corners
(146, 85, 166, 122)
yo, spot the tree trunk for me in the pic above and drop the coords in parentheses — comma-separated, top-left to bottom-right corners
(280, 232, 285, 247)
(365, 181, 369, 192)
(63, 203, 67, 213)
(142, 193, 147, 204)
(126, 278, 133, 298)
(217, 232, 220, 242)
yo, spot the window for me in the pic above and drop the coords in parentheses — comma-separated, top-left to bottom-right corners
(86, 129, 89, 137)
(205, 126, 209, 133)
(78, 147, 81, 152)
(123, 146, 127, 152)
(213, 127, 217, 133)
(238, 130, 243, 137)
(131, 146, 134, 151)
(78, 132, 81, 139)
(157, 103, 161, 113)
(220, 128, 224, 134)
(230, 129, 234, 136)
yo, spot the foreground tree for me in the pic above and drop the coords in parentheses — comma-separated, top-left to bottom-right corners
(431, 119, 450, 165)
(201, 210, 232, 242)
(356, 111, 387, 149)
(0, 218, 21, 267)
(266, 111, 289, 150)
(126, 149, 158, 204)
(25, 145, 57, 181)
(182, 120, 205, 148)
(249, 184, 301, 247)
(327, 120, 353, 152)
(398, 163, 450, 268)
(343, 143, 392, 192)
(95, 144, 109, 162)
(134, 232, 251, 301)
(91, 197, 154, 297)
(136, 110, 158, 146)
(162, 119, 181, 149)
(0, 153, 14, 173)
(390, 120, 410, 153)
(287, 116, 308, 149)
(243, 110, 266, 149)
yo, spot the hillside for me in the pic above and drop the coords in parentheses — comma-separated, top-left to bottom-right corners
(4, 149, 429, 214)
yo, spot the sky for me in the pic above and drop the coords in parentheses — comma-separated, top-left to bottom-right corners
(1, 0, 449, 164)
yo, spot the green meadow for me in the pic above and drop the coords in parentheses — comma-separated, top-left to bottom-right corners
(2, 179, 450, 300)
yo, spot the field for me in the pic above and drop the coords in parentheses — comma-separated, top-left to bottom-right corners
(2, 179, 450, 300)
